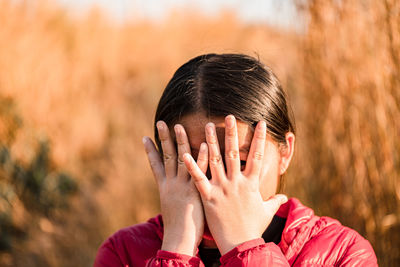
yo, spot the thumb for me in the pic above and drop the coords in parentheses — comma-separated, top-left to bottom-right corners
(263, 194, 288, 215)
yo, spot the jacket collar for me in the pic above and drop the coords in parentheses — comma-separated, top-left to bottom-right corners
(277, 198, 321, 264)
(148, 197, 321, 264)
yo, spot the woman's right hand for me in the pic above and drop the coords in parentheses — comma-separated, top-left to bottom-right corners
(142, 121, 207, 257)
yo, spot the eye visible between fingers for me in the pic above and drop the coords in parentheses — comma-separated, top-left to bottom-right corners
(240, 160, 246, 171)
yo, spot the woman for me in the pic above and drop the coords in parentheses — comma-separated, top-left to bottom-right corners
(94, 54, 377, 266)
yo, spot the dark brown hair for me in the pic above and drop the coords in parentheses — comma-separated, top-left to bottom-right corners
(154, 53, 295, 153)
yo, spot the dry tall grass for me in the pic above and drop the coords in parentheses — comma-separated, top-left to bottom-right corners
(0, 0, 398, 266)
(289, 0, 400, 265)
(0, 1, 299, 266)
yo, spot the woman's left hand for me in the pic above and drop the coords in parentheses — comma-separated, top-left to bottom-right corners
(143, 122, 207, 257)
(183, 115, 288, 255)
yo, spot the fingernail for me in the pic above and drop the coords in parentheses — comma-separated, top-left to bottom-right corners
(225, 115, 235, 129)
(174, 124, 181, 134)
(206, 123, 214, 135)
(183, 153, 191, 162)
(142, 137, 150, 153)
(200, 142, 207, 152)
(142, 136, 148, 145)
(259, 121, 266, 130)
(277, 194, 288, 204)
(156, 121, 163, 130)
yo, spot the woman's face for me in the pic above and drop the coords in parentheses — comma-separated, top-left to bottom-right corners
(175, 113, 284, 200)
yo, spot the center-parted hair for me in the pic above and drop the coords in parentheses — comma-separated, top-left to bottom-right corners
(154, 53, 295, 153)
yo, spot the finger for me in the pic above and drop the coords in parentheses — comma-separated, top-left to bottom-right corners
(183, 153, 211, 197)
(262, 194, 288, 215)
(174, 124, 191, 179)
(244, 121, 266, 178)
(156, 121, 177, 178)
(143, 136, 165, 185)
(205, 122, 226, 182)
(197, 142, 208, 174)
(224, 115, 240, 178)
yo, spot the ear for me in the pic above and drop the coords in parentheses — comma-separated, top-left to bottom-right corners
(279, 132, 295, 175)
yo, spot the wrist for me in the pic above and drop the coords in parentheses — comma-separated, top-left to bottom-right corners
(162, 231, 198, 256)
(216, 234, 261, 255)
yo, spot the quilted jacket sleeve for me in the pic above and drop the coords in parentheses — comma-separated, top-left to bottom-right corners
(336, 233, 378, 266)
(145, 251, 202, 267)
(94, 239, 203, 267)
(95, 238, 290, 267)
(146, 239, 290, 266)
(220, 238, 290, 266)
(287, 220, 378, 267)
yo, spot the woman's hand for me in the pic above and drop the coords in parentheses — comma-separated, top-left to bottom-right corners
(183, 115, 288, 255)
(143, 121, 207, 256)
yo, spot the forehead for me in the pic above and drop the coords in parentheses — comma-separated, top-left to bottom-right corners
(177, 113, 254, 151)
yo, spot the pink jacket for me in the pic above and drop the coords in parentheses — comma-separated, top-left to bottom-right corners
(94, 198, 377, 266)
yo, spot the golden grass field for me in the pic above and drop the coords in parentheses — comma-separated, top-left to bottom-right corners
(0, 0, 399, 266)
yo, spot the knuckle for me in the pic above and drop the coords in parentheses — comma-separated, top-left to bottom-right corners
(185, 164, 193, 173)
(175, 134, 186, 146)
(192, 175, 204, 183)
(226, 129, 236, 137)
(255, 132, 265, 140)
(176, 139, 186, 146)
(208, 136, 218, 145)
(209, 155, 222, 165)
(225, 149, 239, 160)
(270, 198, 280, 209)
(149, 160, 160, 170)
(252, 151, 263, 161)
(205, 195, 216, 204)
(177, 157, 185, 166)
(163, 153, 175, 162)
(159, 135, 169, 141)
(197, 155, 208, 162)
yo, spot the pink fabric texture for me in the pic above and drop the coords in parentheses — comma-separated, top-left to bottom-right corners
(94, 198, 377, 266)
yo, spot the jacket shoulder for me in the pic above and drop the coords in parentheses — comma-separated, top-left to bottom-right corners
(94, 215, 163, 267)
(110, 215, 163, 244)
(295, 216, 377, 266)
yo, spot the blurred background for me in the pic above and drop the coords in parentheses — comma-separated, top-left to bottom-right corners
(0, 0, 399, 266)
